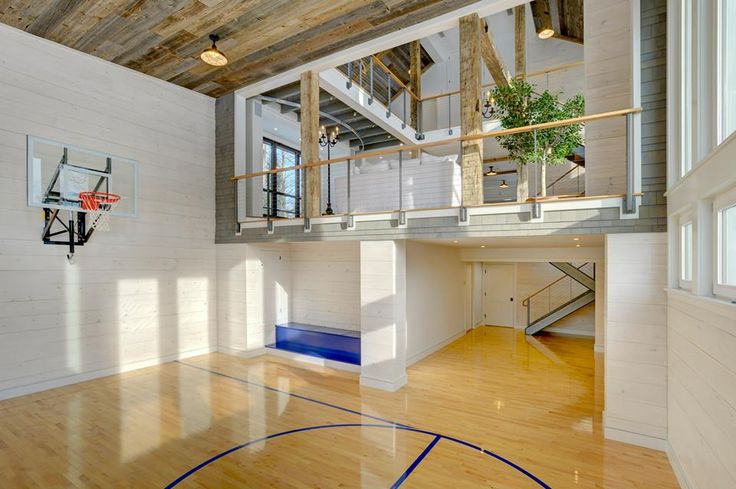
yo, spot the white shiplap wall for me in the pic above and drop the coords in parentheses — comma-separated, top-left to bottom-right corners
(0, 24, 216, 399)
(667, 284, 736, 489)
(604, 232, 668, 449)
(289, 241, 360, 331)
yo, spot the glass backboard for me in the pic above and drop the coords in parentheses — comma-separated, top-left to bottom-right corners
(27, 136, 138, 217)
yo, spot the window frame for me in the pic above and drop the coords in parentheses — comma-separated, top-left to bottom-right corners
(718, 0, 736, 143)
(681, 0, 694, 177)
(679, 217, 694, 289)
(714, 187, 736, 299)
(262, 138, 301, 218)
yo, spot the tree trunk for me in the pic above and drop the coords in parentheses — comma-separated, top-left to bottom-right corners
(540, 162, 547, 197)
(516, 163, 529, 201)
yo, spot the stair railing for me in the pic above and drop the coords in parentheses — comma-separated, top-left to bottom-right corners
(522, 262, 595, 327)
(342, 55, 420, 135)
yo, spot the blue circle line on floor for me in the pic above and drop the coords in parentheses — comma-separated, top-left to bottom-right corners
(170, 361, 551, 489)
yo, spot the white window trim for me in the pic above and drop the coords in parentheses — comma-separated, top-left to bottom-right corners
(679, 216, 694, 289)
(714, 187, 736, 299)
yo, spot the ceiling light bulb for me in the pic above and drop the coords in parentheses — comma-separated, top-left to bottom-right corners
(201, 34, 228, 66)
(538, 28, 554, 39)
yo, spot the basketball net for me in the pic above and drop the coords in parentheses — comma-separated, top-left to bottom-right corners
(79, 192, 121, 232)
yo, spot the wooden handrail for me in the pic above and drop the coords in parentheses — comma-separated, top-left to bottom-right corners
(231, 107, 641, 181)
(370, 55, 420, 101)
(420, 61, 585, 103)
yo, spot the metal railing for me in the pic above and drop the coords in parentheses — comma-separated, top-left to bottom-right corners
(522, 263, 595, 327)
(233, 107, 642, 224)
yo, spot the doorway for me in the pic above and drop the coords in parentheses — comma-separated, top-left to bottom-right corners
(482, 264, 515, 327)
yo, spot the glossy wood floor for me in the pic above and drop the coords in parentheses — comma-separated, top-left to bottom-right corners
(0, 327, 679, 488)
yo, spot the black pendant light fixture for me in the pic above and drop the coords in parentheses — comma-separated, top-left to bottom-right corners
(484, 165, 497, 176)
(201, 34, 228, 67)
(499, 180, 509, 189)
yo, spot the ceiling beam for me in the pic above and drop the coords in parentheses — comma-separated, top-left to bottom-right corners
(479, 20, 511, 87)
(514, 5, 526, 80)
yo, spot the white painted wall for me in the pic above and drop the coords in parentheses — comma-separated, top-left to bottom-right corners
(667, 291, 736, 489)
(405, 242, 465, 365)
(604, 232, 668, 450)
(360, 240, 407, 391)
(289, 241, 360, 331)
(0, 24, 216, 399)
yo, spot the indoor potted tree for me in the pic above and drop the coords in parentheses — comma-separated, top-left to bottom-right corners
(491, 79, 584, 201)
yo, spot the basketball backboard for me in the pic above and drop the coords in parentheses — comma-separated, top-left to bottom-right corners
(27, 136, 138, 217)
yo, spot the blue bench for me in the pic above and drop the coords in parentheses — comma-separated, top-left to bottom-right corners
(266, 322, 361, 366)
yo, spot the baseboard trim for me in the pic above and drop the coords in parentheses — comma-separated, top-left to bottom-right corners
(407, 330, 465, 367)
(217, 345, 267, 359)
(604, 425, 666, 451)
(360, 374, 407, 392)
(666, 442, 695, 489)
(0, 346, 216, 402)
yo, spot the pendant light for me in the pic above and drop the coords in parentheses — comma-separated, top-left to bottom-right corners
(499, 180, 509, 189)
(201, 34, 228, 67)
(484, 165, 497, 176)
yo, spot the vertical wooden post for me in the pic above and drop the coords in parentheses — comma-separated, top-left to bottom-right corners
(514, 5, 526, 80)
(409, 40, 421, 129)
(300, 71, 321, 217)
(459, 14, 483, 206)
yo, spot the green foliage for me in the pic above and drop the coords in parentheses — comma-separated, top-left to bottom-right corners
(491, 79, 584, 166)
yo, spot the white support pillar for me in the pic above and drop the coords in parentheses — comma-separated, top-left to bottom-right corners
(360, 240, 407, 391)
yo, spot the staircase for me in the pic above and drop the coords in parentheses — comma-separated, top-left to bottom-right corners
(523, 262, 595, 335)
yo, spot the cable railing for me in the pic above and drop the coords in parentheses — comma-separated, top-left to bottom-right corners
(233, 107, 642, 224)
(522, 263, 595, 327)
(341, 55, 420, 133)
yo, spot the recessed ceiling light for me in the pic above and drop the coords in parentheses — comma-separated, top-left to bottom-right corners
(573, 237, 580, 241)
(201, 34, 228, 67)
(453, 240, 459, 243)
(575, 244, 581, 248)
(538, 27, 554, 39)
(481, 245, 486, 248)
(273, 127, 278, 131)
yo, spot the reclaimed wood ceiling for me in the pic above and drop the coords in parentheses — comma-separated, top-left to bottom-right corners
(0, 0, 480, 97)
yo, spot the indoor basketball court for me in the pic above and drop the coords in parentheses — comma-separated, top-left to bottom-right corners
(1, 0, 728, 487)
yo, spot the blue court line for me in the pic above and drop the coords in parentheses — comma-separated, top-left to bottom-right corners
(173, 362, 551, 489)
(390, 435, 441, 488)
(175, 361, 411, 429)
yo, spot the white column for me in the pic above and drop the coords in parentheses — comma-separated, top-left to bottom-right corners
(360, 240, 407, 391)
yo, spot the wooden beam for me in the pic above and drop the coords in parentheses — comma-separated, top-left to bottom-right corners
(514, 5, 526, 80)
(300, 71, 321, 218)
(409, 40, 422, 129)
(530, 0, 555, 39)
(479, 20, 511, 87)
(460, 13, 484, 206)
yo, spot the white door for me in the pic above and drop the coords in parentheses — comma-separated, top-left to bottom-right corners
(482, 264, 515, 327)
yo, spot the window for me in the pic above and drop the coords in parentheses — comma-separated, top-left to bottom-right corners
(262, 139, 301, 218)
(681, 221, 693, 283)
(718, 204, 736, 286)
(721, 0, 736, 140)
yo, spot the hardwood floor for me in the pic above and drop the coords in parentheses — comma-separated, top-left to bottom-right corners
(0, 327, 679, 488)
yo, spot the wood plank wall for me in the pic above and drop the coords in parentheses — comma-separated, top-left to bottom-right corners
(667, 291, 736, 489)
(0, 24, 216, 399)
(604, 232, 668, 449)
(584, 0, 635, 196)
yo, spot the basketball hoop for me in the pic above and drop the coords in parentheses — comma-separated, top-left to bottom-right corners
(79, 191, 121, 232)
